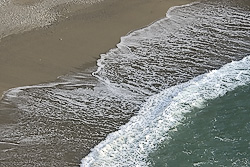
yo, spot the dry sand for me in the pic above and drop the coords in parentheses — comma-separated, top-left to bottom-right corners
(0, 0, 193, 97)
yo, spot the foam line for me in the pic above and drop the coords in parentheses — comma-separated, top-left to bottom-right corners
(81, 56, 250, 166)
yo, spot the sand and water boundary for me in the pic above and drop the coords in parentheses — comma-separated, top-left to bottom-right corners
(0, 0, 193, 97)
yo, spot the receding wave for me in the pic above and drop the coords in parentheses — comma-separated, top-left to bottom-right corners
(81, 56, 250, 166)
(0, 0, 249, 166)
(93, 1, 250, 96)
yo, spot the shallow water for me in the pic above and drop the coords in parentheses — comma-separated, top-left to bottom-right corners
(0, 0, 250, 166)
(82, 56, 250, 166)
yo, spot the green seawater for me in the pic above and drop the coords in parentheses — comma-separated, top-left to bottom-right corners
(148, 84, 250, 167)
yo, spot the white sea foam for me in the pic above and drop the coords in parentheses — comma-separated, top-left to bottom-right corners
(1, 0, 250, 166)
(81, 55, 250, 166)
(93, 0, 250, 97)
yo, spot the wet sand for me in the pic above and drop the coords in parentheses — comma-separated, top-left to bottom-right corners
(0, 0, 193, 97)
(0, 0, 195, 166)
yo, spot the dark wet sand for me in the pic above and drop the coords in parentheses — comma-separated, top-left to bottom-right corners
(0, 0, 193, 97)
(0, 0, 194, 166)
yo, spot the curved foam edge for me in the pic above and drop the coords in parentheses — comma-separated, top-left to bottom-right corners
(2, 81, 71, 100)
(92, 1, 201, 85)
(81, 55, 250, 166)
(165, 1, 200, 18)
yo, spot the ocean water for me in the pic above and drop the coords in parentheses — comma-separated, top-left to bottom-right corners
(82, 57, 250, 167)
(148, 84, 250, 167)
(0, 0, 250, 166)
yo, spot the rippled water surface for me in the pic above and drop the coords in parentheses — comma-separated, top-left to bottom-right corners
(148, 84, 250, 167)
(0, 0, 250, 166)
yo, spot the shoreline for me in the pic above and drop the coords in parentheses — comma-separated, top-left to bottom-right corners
(2, 1, 249, 166)
(0, 0, 193, 97)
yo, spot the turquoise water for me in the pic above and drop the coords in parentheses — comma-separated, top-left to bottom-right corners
(1, 0, 249, 166)
(149, 84, 250, 167)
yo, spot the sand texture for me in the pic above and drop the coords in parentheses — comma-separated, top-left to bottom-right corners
(0, 0, 193, 97)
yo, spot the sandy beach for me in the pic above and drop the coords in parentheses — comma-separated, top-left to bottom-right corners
(0, 0, 193, 97)
(1, 0, 250, 166)
(1, 0, 196, 166)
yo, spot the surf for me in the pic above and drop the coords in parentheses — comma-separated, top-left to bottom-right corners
(81, 55, 250, 166)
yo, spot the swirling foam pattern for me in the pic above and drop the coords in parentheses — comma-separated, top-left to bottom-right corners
(0, 0, 249, 166)
(81, 56, 250, 166)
